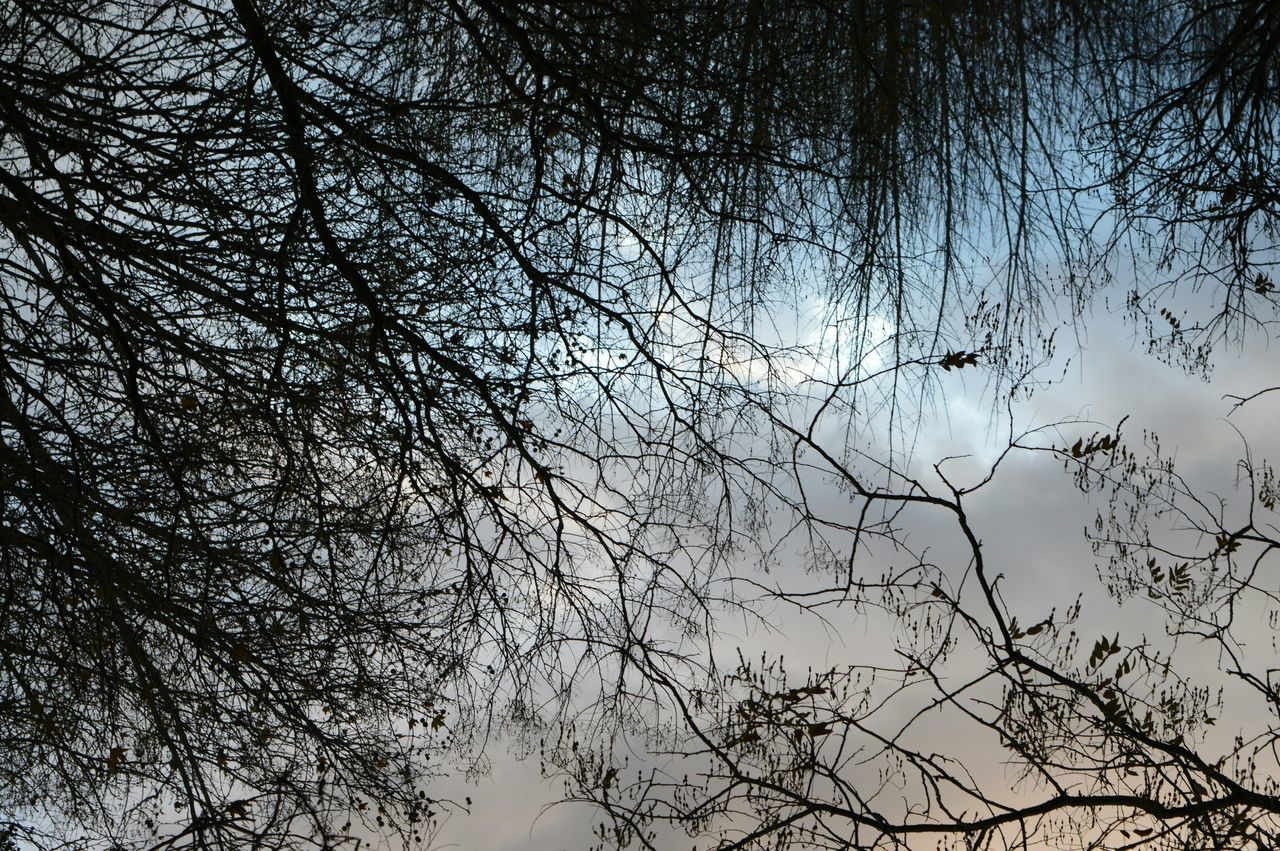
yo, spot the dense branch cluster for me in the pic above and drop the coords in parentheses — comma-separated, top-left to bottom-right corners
(1, 0, 1278, 848)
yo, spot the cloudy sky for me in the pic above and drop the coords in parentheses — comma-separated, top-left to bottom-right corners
(417, 296, 1278, 850)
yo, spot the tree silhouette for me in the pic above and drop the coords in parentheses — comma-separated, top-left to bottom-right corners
(1, 0, 1277, 847)
(554, 409, 1280, 849)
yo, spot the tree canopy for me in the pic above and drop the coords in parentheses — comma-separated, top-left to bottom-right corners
(1, 0, 1277, 847)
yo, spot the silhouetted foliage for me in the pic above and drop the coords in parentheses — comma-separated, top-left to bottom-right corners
(1, 0, 1277, 847)
(557, 410, 1280, 849)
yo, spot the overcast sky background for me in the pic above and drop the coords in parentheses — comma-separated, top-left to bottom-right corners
(406, 289, 1279, 851)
